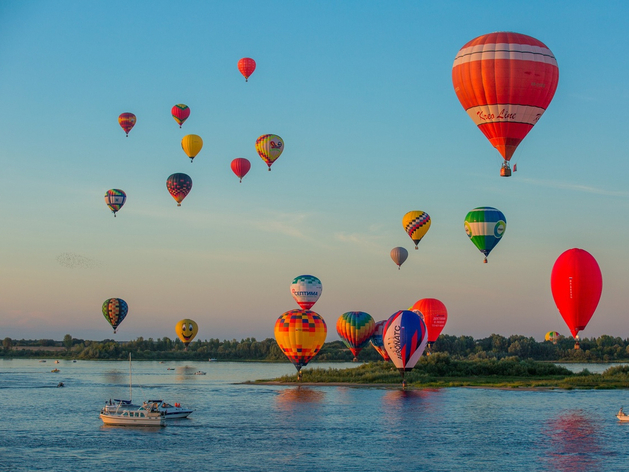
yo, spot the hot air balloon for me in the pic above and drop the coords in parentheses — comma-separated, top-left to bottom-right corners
(104, 189, 126, 217)
(551, 248, 602, 349)
(166, 173, 192, 206)
(410, 298, 448, 352)
(390, 247, 408, 269)
(452, 32, 559, 176)
(402, 211, 431, 249)
(274, 309, 327, 380)
(370, 320, 391, 361)
(231, 158, 251, 183)
(336, 311, 376, 361)
(545, 331, 561, 344)
(238, 57, 256, 82)
(102, 298, 128, 333)
(175, 319, 198, 350)
(181, 134, 203, 162)
(383, 310, 428, 387)
(464, 207, 506, 263)
(290, 275, 322, 310)
(256, 134, 284, 171)
(172, 104, 190, 128)
(118, 113, 136, 137)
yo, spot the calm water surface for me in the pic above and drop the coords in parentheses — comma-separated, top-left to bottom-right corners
(1, 358, 629, 471)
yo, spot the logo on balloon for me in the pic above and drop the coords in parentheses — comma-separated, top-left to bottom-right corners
(494, 221, 506, 238)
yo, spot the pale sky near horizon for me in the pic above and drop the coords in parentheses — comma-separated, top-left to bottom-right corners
(1, 0, 628, 343)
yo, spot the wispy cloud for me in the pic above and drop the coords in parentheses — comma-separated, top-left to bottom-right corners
(519, 178, 629, 198)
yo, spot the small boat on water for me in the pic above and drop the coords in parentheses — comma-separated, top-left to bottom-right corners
(54, 360, 60, 364)
(194, 371, 206, 375)
(100, 403, 165, 427)
(617, 408, 629, 421)
(167, 367, 175, 370)
(51, 368, 60, 373)
(144, 401, 193, 419)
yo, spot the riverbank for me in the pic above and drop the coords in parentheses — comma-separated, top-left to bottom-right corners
(251, 358, 629, 389)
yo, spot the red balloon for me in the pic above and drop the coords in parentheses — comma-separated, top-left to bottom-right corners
(410, 298, 448, 344)
(452, 32, 559, 173)
(550, 249, 602, 339)
(231, 158, 251, 183)
(166, 173, 193, 206)
(238, 57, 256, 82)
(118, 112, 136, 137)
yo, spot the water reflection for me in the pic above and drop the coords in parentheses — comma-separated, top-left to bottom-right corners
(540, 410, 604, 472)
(274, 386, 326, 411)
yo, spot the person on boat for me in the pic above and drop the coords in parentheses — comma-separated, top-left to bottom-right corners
(619, 407, 624, 416)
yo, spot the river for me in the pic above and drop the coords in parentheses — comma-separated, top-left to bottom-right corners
(1, 358, 628, 471)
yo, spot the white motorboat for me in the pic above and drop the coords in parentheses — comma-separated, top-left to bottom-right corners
(100, 404, 165, 427)
(617, 408, 629, 421)
(194, 371, 206, 375)
(144, 400, 194, 419)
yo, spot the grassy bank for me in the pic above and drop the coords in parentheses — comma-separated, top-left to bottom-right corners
(256, 355, 629, 389)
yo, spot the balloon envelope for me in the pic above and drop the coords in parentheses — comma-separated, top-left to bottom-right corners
(231, 158, 251, 182)
(166, 173, 193, 206)
(390, 247, 408, 269)
(181, 134, 203, 162)
(172, 104, 190, 128)
(104, 189, 126, 216)
(102, 298, 128, 333)
(464, 207, 506, 262)
(256, 134, 284, 170)
(118, 113, 136, 136)
(274, 309, 327, 372)
(383, 310, 428, 373)
(410, 298, 447, 344)
(238, 57, 256, 81)
(452, 32, 559, 164)
(402, 211, 431, 249)
(370, 320, 390, 361)
(550, 248, 602, 338)
(290, 275, 322, 310)
(336, 311, 376, 359)
(545, 331, 561, 343)
(175, 319, 198, 347)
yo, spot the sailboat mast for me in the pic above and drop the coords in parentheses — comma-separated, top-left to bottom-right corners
(129, 352, 132, 403)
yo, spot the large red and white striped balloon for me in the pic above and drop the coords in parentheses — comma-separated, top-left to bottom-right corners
(452, 32, 559, 163)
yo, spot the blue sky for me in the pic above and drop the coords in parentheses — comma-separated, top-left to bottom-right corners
(1, 1, 628, 342)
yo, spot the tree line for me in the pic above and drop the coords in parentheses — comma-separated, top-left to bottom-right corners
(3, 333, 629, 362)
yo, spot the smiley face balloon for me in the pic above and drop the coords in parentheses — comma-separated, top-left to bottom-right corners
(175, 319, 198, 349)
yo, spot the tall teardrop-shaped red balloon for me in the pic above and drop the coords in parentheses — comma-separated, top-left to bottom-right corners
(452, 32, 559, 171)
(550, 248, 602, 339)
(238, 58, 256, 82)
(230, 158, 251, 183)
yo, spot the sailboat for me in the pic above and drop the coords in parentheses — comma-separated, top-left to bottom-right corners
(100, 353, 165, 426)
(103, 353, 136, 410)
(101, 353, 193, 422)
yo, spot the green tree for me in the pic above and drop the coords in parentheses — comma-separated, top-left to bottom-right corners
(63, 334, 73, 350)
(3, 337, 12, 350)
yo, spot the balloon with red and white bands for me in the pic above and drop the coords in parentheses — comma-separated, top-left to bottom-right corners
(370, 320, 390, 361)
(290, 275, 322, 310)
(231, 158, 251, 183)
(383, 310, 428, 373)
(550, 248, 602, 339)
(452, 32, 559, 166)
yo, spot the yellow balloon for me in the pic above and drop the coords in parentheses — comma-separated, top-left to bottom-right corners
(274, 309, 326, 372)
(181, 135, 203, 162)
(402, 211, 431, 249)
(175, 319, 198, 348)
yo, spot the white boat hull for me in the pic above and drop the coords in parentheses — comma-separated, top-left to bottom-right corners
(617, 413, 629, 422)
(100, 409, 165, 427)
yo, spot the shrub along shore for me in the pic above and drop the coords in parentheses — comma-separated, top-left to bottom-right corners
(256, 356, 629, 389)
